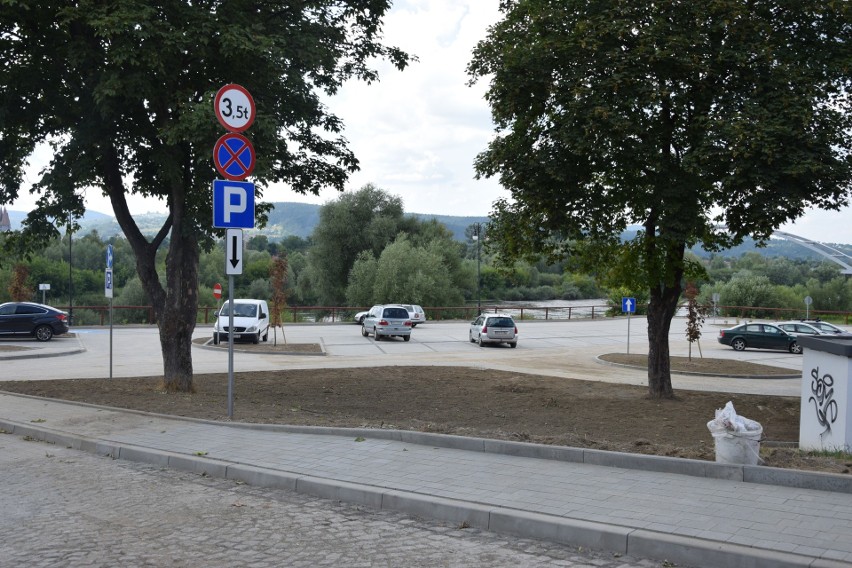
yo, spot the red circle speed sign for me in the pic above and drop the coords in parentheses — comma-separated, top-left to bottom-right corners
(214, 84, 255, 132)
(213, 283, 222, 299)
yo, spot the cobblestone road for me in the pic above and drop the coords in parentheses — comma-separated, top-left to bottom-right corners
(1, 434, 667, 568)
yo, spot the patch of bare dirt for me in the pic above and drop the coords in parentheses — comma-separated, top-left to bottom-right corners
(599, 353, 797, 376)
(3, 360, 850, 475)
(191, 337, 322, 353)
(0, 345, 32, 352)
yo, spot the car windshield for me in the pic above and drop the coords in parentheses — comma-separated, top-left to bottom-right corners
(486, 317, 515, 327)
(220, 303, 257, 317)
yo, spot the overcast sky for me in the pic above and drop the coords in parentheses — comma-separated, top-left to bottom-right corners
(10, 0, 851, 245)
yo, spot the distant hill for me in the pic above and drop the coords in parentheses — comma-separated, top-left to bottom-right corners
(5, 204, 851, 260)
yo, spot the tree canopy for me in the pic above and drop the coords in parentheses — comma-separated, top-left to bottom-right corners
(1, 1, 410, 390)
(468, 0, 852, 397)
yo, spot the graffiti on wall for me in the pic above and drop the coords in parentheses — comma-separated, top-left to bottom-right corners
(809, 366, 838, 441)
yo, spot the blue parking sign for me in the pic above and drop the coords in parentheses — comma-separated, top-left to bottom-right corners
(622, 297, 636, 313)
(213, 179, 255, 228)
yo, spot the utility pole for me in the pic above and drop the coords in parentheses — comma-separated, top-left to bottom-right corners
(472, 223, 481, 314)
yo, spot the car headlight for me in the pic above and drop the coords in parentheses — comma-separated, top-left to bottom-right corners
(246, 325, 258, 333)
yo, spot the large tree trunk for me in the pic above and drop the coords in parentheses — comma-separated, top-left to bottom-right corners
(646, 281, 682, 399)
(155, 228, 199, 392)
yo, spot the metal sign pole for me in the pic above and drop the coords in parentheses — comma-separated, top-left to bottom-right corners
(109, 296, 113, 380)
(227, 275, 235, 418)
(627, 310, 631, 355)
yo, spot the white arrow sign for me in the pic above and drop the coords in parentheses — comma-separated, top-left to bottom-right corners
(225, 228, 243, 275)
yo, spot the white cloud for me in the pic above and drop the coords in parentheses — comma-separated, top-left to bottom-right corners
(7, 1, 851, 245)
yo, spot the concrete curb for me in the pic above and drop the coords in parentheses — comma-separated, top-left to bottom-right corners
(0, 417, 836, 568)
(0, 334, 86, 360)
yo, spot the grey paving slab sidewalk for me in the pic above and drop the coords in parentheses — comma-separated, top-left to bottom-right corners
(2, 393, 851, 568)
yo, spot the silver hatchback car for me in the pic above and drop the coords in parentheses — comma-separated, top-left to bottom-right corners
(361, 305, 413, 341)
(469, 313, 518, 348)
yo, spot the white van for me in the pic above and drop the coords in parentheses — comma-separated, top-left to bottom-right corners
(213, 299, 270, 344)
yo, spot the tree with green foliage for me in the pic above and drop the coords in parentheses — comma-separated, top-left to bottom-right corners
(304, 184, 412, 305)
(1, 2, 410, 391)
(468, 0, 852, 398)
(346, 235, 466, 308)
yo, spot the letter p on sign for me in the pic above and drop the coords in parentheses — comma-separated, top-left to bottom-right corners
(224, 186, 246, 222)
(212, 179, 255, 228)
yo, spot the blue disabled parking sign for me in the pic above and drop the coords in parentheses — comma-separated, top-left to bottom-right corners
(622, 297, 636, 313)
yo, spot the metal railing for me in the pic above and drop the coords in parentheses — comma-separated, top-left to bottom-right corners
(52, 303, 851, 326)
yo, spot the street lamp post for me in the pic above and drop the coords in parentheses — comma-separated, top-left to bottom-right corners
(472, 223, 481, 314)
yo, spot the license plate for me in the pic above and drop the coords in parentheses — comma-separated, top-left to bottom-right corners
(233, 333, 241, 338)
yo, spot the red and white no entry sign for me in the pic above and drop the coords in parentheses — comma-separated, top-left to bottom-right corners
(213, 283, 222, 299)
(214, 84, 255, 132)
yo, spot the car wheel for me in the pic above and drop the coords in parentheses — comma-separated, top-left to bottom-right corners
(403, 335, 410, 342)
(361, 325, 369, 337)
(477, 334, 483, 347)
(469, 331, 475, 343)
(358, 315, 365, 324)
(374, 328, 381, 341)
(35, 325, 53, 342)
(510, 342, 517, 348)
(789, 341, 803, 354)
(252, 333, 260, 344)
(213, 333, 219, 345)
(262, 330, 268, 342)
(731, 338, 746, 351)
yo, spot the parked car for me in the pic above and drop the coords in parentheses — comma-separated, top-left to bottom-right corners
(213, 299, 270, 344)
(0, 301, 69, 341)
(361, 304, 412, 341)
(776, 321, 825, 337)
(469, 313, 518, 347)
(717, 323, 801, 354)
(799, 319, 851, 336)
(353, 310, 368, 324)
(397, 304, 426, 327)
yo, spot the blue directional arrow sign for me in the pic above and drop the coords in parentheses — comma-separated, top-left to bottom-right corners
(106, 244, 113, 269)
(622, 297, 636, 313)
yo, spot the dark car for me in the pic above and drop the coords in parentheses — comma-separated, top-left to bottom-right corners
(0, 302, 70, 341)
(717, 322, 801, 354)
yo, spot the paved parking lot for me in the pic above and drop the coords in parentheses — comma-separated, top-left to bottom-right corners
(1, 317, 803, 396)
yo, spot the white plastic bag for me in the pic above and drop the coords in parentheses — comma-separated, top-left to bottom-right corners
(707, 401, 761, 433)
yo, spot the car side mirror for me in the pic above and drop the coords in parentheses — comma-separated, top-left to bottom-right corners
(260, 312, 267, 319)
